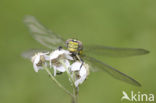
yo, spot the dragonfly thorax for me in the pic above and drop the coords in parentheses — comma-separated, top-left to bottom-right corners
(66, 39, 83, 55)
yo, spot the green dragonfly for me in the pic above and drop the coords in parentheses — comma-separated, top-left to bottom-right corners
(22, 15, 149, 87)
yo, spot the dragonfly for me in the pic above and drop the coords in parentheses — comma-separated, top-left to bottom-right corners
(22, 15, 149, 87)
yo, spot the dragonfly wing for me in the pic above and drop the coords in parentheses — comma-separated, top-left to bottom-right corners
(84, 56, 141, 86)
(24, 15, 65, 49)
(21, 49, 49, 59)
(85, 45, 149, 57)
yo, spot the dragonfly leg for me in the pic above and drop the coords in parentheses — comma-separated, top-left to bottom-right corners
(80, 58, 84, 69)
(76, 54, 84, 69)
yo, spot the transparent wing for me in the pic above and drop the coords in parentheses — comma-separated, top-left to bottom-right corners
(84, 56, 141, 86)
(24, 15, 65, 49)
(21, 49, 49, 59)
(85, 45, 149, 57)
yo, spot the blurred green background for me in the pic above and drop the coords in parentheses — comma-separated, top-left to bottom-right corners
(0, 0, 156, 103)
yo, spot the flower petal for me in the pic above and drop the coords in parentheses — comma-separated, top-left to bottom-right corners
(70, 61, 82, 71)
(75, 75, 86, 87)
(53, 66, 57, 76)
(71, 61, 89, 87)
(65, 54, 73, 60)
(50, 49, 64, 60)
(50, 49, 73, 60)
(33, 63, 39, 72)
(31, 52, 49, 72)
(49, 49, 73, 76)
(79, 66, 87, 77)
(64, 60, 70, 68)
(53, 65, 66, 72)
(33, 63, 43, 72)
(33, 55, 40, 64)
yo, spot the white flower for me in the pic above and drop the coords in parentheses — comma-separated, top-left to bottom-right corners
(50, 49, 73, 76)
(31, 52, 49, 72)
(70, 61, 89, 87)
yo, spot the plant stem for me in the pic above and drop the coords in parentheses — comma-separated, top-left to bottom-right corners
(44, 67, 73, 97)
(60, 61, 79, 103)
(72, 86, 79, 103)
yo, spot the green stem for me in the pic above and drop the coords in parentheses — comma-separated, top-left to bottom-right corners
(73, 72, 79, 103)
(60, 61, 75, 86)
(44, 67, 73, 97)
(72, 87, 79, 103)
(60, 61, 79, 103)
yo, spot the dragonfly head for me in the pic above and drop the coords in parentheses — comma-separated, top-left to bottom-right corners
(66, 39, 83, 55)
